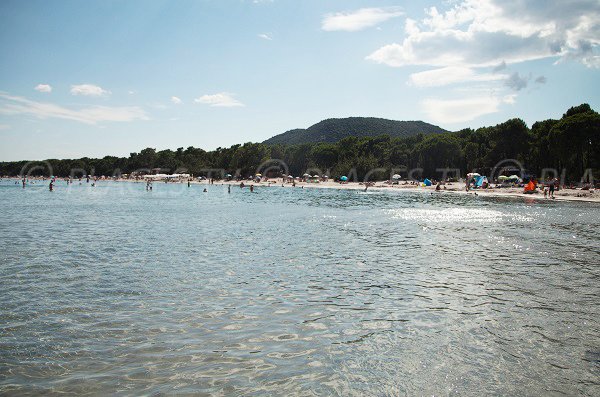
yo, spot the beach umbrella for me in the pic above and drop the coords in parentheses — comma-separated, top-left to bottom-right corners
(467, 172, 480, 178)
(312, 174, 319, 178)
(256, 173, 262, 177)
(392, 174, 401, 180)
(340, 176, 348, 181)
(498, 175, 509, 181)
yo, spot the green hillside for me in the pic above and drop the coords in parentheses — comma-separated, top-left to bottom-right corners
(263, 117, 447, 145)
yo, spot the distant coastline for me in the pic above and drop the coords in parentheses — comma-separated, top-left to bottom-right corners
(5, 176, 599, 204)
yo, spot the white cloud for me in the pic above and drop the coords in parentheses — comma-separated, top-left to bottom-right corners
(408, 66, 505, 87)
(322, 7, 404, 32)
(194, 92, 244, 107)
(0, 93, 148, 124)
(34, 84, 52, 93)
(367, 0, 600, 68)
(171, 96, 183, 105)
(421, 96, 501, 123)
(70, 84, 110, 97)
(258, 33, 272, 40)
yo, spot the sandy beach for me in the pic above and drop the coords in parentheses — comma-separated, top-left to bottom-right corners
(189, 178, 600, 204)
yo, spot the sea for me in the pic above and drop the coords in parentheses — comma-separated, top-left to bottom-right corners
(1, 179, 599, 395)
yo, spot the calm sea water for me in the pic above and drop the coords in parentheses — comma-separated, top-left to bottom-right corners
(1, 180, 599, 396)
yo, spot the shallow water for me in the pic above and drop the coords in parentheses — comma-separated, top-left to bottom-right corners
(1, 180, 599, 395)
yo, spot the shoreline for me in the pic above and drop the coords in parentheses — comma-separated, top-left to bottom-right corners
(141, 177, 600, 204)
(6, 176, 599, 204)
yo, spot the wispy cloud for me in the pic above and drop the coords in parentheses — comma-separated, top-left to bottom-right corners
(535, 75, 547, 84)
(0, 93, 148, 124)
(322, 7, 404, 32)
(171, 96, 183, 104)
(408, 66, 505, 88)
(194, 92, 244, 107)
(34, 84, 52, 93)
(258, 33, 273, 40)
(70, 84, 110, 97)
(503, 94, 517, 105)
(421, 96, 502, 124)
(504, 72, 530, 91)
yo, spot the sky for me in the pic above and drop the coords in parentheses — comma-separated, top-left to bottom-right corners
(0, 0, 599, 161)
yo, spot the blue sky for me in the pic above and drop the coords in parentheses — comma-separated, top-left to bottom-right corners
(1, 0, 599, 161)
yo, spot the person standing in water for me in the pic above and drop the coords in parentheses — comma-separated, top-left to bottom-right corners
(228, 185, 231, 194)
(49, 180, 54, 191)
(250, 185, 254, 192)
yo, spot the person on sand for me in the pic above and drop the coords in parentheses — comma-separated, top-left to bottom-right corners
(549, 178, 555, 198)
(436, 182, 441, 191)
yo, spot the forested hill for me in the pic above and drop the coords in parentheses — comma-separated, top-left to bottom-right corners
(263, 117, 447, 145)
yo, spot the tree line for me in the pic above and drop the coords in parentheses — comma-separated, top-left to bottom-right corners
(1, 104, 598, 183)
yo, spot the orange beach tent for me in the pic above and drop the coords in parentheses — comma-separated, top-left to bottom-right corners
(524, 180, 536, 193)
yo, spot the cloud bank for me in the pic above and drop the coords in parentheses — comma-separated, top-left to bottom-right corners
(367, 0, 600, 68)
